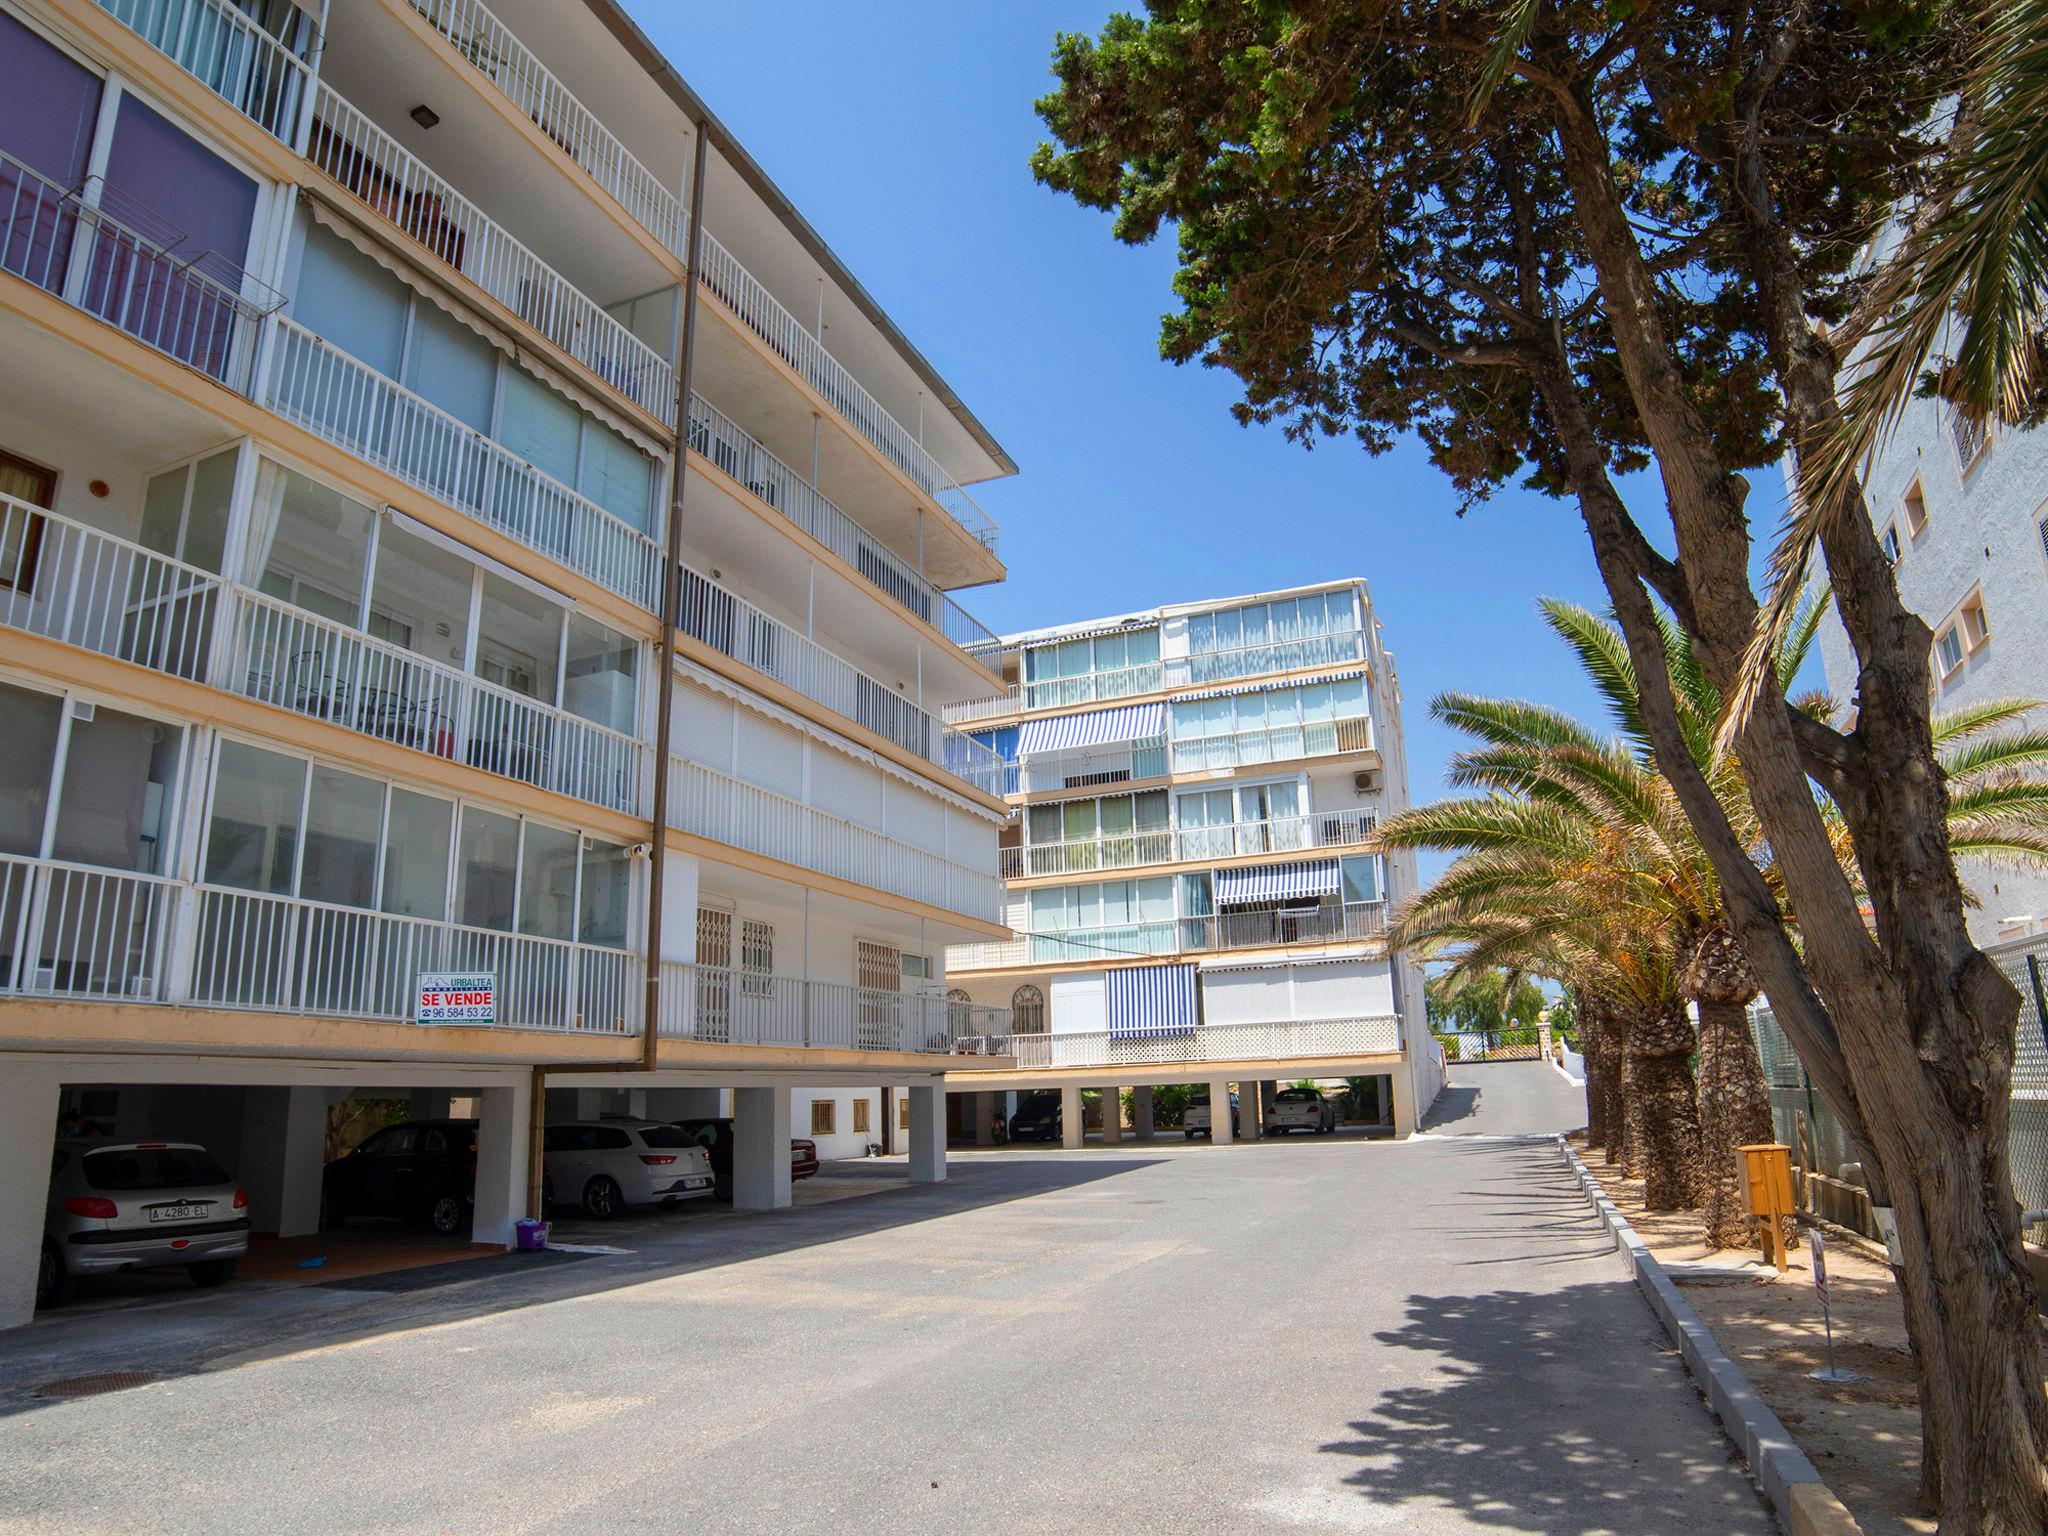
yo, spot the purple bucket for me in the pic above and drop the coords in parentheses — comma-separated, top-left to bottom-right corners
(514, 1217, 550, 1252)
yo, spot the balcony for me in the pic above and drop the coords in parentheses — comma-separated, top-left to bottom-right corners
(403, 0, 687, 257)
(1001, 811, 1378, 880)
(1164, 627, 1367, 689)
(656, 961, 1011, 1055)
(994, 1015, 1402, 1070)
(695, 230, 999, 558)
(949, 900, 1389, 971)
(1168, 716, 1374, 775)
(0, 857, 178, 1001)
(667, 756, 1003, 926)
(0, 499, 646, 817)
(1016, 736, 1169, 796)
(0, 153, 283, 393)
(686, 397, 998, 658)
(677, 565, 1005, 797)
(258, 317, 664, 610)
(94, 0, 316, 144)
(307, 85, 676, 425)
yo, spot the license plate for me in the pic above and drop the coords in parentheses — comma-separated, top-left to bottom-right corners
(147, 1202, 208, 1223)
(684, 1176, 711, 1189)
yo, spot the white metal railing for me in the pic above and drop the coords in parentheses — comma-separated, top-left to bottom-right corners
(261, 317, 663, 610)
(1004, 810, 1378, 879)
(1016, 736, 1170, 794)
(405, 0, 686, 257)
(656, 960, 1010, 1054)
(0, 855, 178, 1000)
(228, 588, 644, 814)
(307, 87, 676, 425)
(685, 396, 999, 657)
(667, 756, 1003, 924)
(95, 0, 315, 143)
(695, 230, 999, 555)
(0, 153, 282, 393)
(943, 688, 1023, 726)
(949, 900, 1390, 971)
(997, 1015, 1402, 1070)
(0, 497, 222, 681)
(1169, 716, 1375, 774)
(1021, 661, 1164, 713)
(190, 884, 637, 1031)
(1165, 629, 1367, 688)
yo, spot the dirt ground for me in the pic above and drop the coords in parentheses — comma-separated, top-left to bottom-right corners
(1568, 1133, 1933, 1536)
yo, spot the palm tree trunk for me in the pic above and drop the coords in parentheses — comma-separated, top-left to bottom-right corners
(1582, 998, 1623, 1154)
(1629, 1003, 1703, 1211)
(1694, 995, 1777, 1248)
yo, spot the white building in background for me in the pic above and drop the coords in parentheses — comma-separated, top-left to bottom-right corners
(937, 581, 1444, 1142)
(1811, 389, 2048, 945)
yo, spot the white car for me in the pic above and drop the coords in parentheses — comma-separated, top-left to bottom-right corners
(1267, 1087, 1338, 1134)
(1183, 1091, 1239, 1140)
(544, 1120, 716, 1219)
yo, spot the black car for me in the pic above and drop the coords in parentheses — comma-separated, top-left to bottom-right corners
(321, 1119, 477, 1236)
(673, 1119, 822, 1202)
(1008, 1094, 1062, 1143)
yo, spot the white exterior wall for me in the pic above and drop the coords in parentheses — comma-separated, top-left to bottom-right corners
(789, 1087, 884, 1159)
(1049, 971, 1108, 1034)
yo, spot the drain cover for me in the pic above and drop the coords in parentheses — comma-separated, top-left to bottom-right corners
(35, 1371, 157, 1399)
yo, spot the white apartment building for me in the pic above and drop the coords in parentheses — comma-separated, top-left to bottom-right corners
(936, 581, 1445, 1141)
(0, 0, 1019, 1325)
(1812, 389, 2048, 945)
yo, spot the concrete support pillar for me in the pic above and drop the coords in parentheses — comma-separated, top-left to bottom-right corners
(733, 1086, 793, 1210)
(0, 1066, 62, 1327)
(908, 1084, 946, 1183)
(973, 1091, 995, 1147)
(1239, 1079, 1262, 1141)
(1390, 1061, 1418, 1138)
(1132, 1086, 1155, 1141)
(472, 1075, 534, 1248)
(1208, 1078, 1234, 1146)
(238, 1086, 328, 1237)
(1101, 1086, 1123, 1144)
(1060, 1085, 1083, 1149)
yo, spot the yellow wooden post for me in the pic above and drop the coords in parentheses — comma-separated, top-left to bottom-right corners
(1739, 1143, 1795, 1270)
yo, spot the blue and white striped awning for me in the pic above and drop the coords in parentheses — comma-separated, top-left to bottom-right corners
(1016, 700, 1167, 755)
(1106, 961, 1199, 1039)
(1175, 668, 1366, 704)
(1213, 857, 1340, 907)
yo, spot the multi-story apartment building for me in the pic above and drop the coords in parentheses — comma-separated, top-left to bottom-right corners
(937, 582, 1444, 1141)
(1811, 386, 2048, 946)
(0, 0, 1019, 1325)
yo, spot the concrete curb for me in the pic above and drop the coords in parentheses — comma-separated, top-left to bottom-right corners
(1555, 1136, 1864, 1536)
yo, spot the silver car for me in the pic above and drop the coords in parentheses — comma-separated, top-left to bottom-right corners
(41, 1140, 249, 1307)
(544, 1120, 716, 1219)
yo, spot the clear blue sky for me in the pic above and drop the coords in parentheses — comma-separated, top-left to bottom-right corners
(632, 2, 1806, 855)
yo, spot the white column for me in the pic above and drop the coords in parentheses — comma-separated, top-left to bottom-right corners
(1208, 1078, 1234, 1146)
(472, 1076, 533, 1248)
(1240, 1079, 1263, 1141)
(1132, 1085, 1155, 1141)
(973, 1091, 995, 1147)
(238, 1086, 328, 1237)
(908, 1084, 946, 1183)
(733, 1086, 792, 1210)
(1101, 1086, 1123, 1143)
(1060, 1085, 1084, 1149)
(0, 1065, 61, 1327)
(1391, 1061, 1418, 1138)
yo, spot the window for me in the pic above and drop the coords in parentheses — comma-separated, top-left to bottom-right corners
(1960, 593, 1990, 651)
(205, 740, 307, 893)
(1935, 624, 1965, 677)
(811, 1100, 836, 1136)
(0, 683, 63, 856)
(1183, 591, 1361, 681)
(1011, 984, 1046, 1034)
(1880, 523, 1901, 567)
(0, 447, 55, 593)
(48, 701, 184, 874)
(1022, 626, 1162, 707)
(578, 839, 632, 949)
(1341, 854, 1382, 905)
(853, 1099, 871, 1134)
(139, 451, 237, 575)
(902, 953, 933, 982)
(741, 918, 774, 997)
(456, 806, 520, 931)
(899, 1099, 910, 1131)
(297, 766, 383, 908)
(1903, 480, 1929, 538)
(562, 614, 638, 735)
(381, 789, 453, 919)
(1950, 407, 1989, 471)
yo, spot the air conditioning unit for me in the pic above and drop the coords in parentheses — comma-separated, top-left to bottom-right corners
(1353, 770, 1378, 794)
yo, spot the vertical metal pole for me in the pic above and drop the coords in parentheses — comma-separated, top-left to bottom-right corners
(644, 121, 713, 1073)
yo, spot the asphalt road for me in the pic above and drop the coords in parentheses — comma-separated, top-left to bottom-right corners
(0, 1063, 1773, 1534)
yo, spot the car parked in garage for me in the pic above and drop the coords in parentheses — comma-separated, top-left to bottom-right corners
(545, 1120, 715, 1219)
(322, 1118, 478, 1236)
(673, 1118, 819, 1202)
(1008, 1093, 1062, 1142)
(1184, 1091, 1240, 1140)
(1267, 1087, 1338, 1134)
(41, 1140, 249, 1307)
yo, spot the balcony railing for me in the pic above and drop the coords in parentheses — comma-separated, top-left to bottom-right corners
(677, 565, 1005, 796)
(261, 317, 664, 610)
(1003, 810, 1377, 879)
(1016, 736, 1169, 795)
(94, 0, 315, 144)
(307, 87, 676, 425)
(657, 960, 1010, 1054)
(229, 588, 645, 815)
(406, 0, 687, 257)
(695, 229, 999, 556)
(686, 396, 999, 657)
(668, 756, 1003, 924)
(0, 856, 178, 1000)
(949, 900, 1389, 971)
(1165, 628, 1367, 688)
(994, 1015, 1402, 1070)
(188, 884, 637, 1030)
(0, 154, 283, 393)
(1168, 716, 1374, 774)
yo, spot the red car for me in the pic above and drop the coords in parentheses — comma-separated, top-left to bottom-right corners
(790, 1137, 820, 1182)
(677, 1119, 819, 1200)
